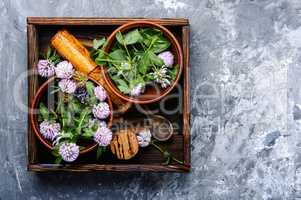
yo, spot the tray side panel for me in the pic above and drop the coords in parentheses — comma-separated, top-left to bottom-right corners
(27, 17, 189, 26)
(28, 164, 189, 172)
(182, 26, 191, 168)
(27, 24, 39, 167)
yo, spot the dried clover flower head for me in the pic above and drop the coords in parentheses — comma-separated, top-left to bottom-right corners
(94, 85, 107, 101)
(120, 61, 130, 69)
(74, 86, 89, 103)
(93, 126, 113, 146)
(88, 118, 107, 129)
(37, 59, 55, 77)
(151, 65, 171, 89)
(55, 61, 74, 79)
(130, 84, 144, 96)
(93, 102, 110, 119)
(59, 143, 79, 162)
(158, 51, 174, 67)
(58, 79, 77, 94)
(98, 120, 107, 128)
(39, 121, 60, 141)
(137, 128, 152, 147)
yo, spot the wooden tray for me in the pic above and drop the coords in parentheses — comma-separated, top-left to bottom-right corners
(27, 17, 190, 172)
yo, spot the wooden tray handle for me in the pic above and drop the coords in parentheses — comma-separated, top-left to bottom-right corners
(51, 29, 131, 114)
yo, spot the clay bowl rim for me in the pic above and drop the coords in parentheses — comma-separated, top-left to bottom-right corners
(103, 20, 183, 104)
(29, 76, 114, 154)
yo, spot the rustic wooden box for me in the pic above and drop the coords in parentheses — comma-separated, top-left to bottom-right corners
(27, 17, 190, 172)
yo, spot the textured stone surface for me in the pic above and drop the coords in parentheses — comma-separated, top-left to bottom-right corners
(1, 0, 301, 199)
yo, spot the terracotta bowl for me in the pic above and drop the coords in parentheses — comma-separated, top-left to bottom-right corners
(29, 77, 113, 154)
(103, 21, 183, 104)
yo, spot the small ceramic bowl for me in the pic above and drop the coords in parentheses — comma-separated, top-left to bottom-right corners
(149, 115, 173, 141)
(29, 76, 113, 154)
(103, 21, 183, 104)
(111, 115, 173, 141)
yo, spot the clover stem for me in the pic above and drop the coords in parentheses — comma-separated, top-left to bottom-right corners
(131, 45, 138, 52)
(150, 141, 183, 165)
(97, 58, 122, 63)
(120, 33, 131, 60)
(150, 141, 164, 153)
(146, 38, 157, 52)
(139, 42, 147, 51)
(50, 109, 58, 119)
(76, 109, 89, 134)
(171, 156, 184, 165)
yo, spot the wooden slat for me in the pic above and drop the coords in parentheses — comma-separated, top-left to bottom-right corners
(28, 164, 190, 172)
(182, 26, 191, 168)
(27, 17, 189, 26)
(27, 24, 39, 166)
(34, 133, 184, 165)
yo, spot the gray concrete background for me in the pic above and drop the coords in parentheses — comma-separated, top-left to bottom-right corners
(1, 0, 301, 199)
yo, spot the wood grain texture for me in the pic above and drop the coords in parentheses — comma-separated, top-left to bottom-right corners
(27, 17, 189, 26)
(33, 134, 183, 164)
(28, 164, 190, 172)
(110, 129, 139, 160)
(182, 26, 191, 168)
(51, 29, 97, 74)
(27, 24, 39, 165)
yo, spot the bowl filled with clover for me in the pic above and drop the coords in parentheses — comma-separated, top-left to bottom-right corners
(92, 21, 183, 104)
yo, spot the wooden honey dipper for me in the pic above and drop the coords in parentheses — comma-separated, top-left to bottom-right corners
(50, 29, 131, 114)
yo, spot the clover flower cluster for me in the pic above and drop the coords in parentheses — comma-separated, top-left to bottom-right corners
(37, 59, 76, 93)
(37, 56, 112, 162)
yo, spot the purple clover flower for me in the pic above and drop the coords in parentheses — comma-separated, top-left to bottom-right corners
(39, 121, 60, 141)
(158, 51, 174, 67)
(130, 84, 143, 96)
(59, 143, 79, 162)
(92, 102, 110, 119)
(37, 59, 55, 77)
(94, 85, 107, 101)
(58, 79, 77, 94)
(93, 126, 112, 146)
(55, 61, 74, 79)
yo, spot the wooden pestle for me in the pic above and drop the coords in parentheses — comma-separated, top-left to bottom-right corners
(51, 29, 130, 114)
